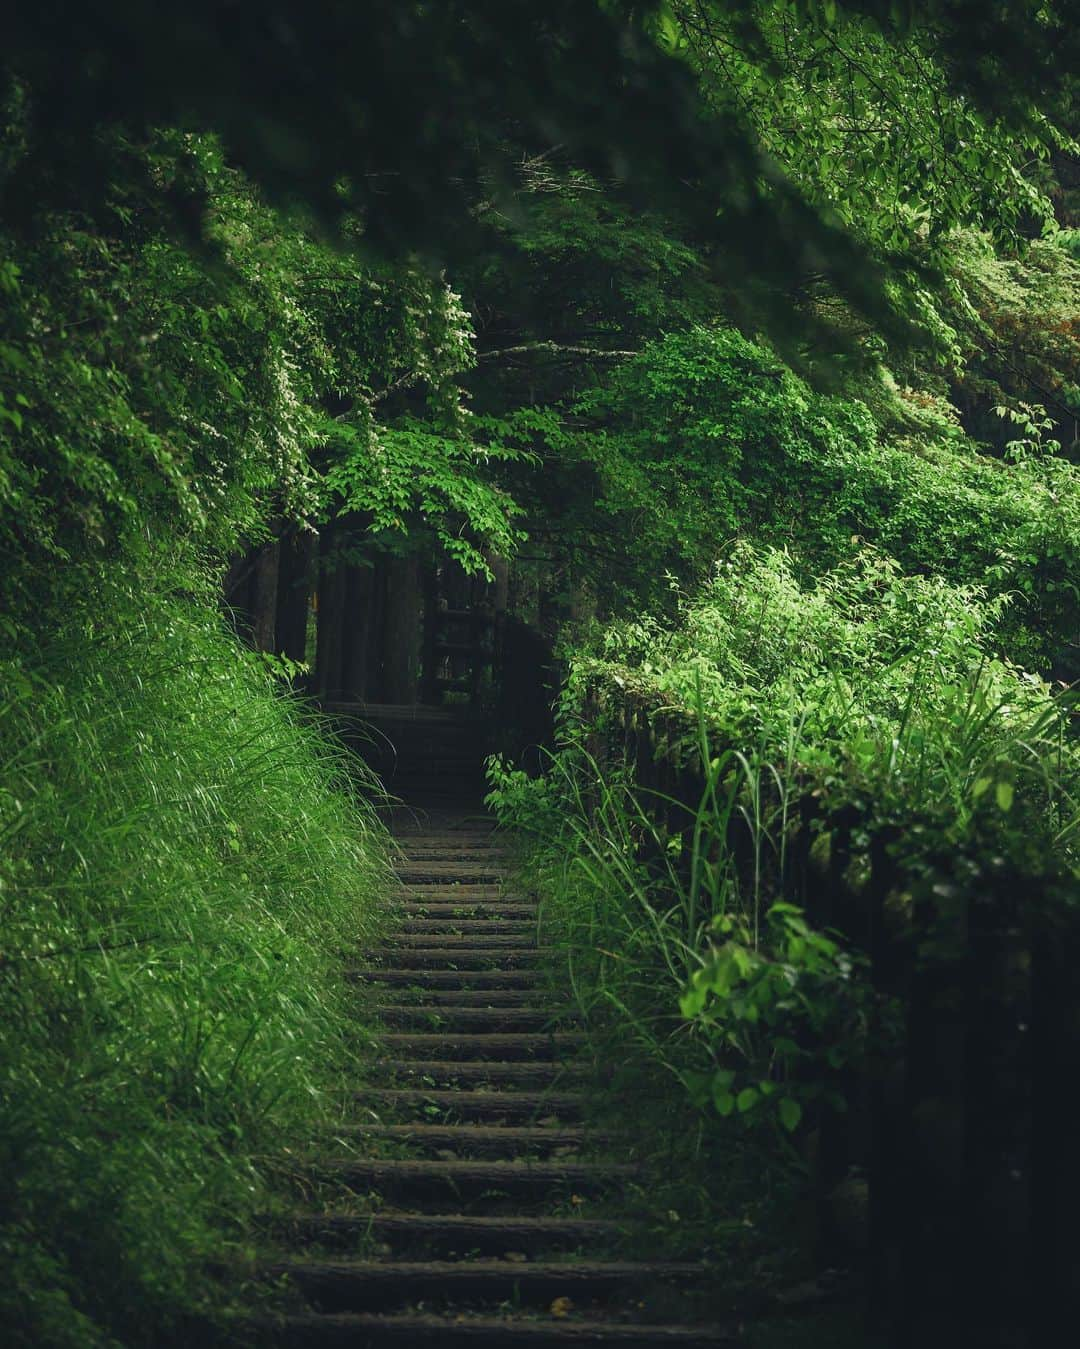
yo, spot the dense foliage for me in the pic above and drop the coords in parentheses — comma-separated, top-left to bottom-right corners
(2, 0, 1079, 1340)
(0, 562, 390, 1346)
(489, 543, 1078, 1122)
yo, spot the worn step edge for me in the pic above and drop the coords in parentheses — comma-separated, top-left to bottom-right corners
(374, 949, 553, 969)
(400, 849, 513, 860)
(344, 1123, 597, 1153)
(394, 886, 510, 900)
(383, 989, 550, 1007)
(323, 1158, 635, 1196)
(347, 969, 544, 988)
(379, 1032, 585, 1061)
(389, 933, 539, 948)
(375, 1007, 559, 1031)
(256, 1311, 735, 1346)
(284, 1212, 621, 1253)
(354, 1088, 585, 1120)
(397, 869, 505, 883)
(370, 1059, 588, 1087)
(398, 920, 537, 935)
(401, 904, 538, 919)
(276, 1259, 708, 1311)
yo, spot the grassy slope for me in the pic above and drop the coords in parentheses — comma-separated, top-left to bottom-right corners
(0, 558, 390, 1346)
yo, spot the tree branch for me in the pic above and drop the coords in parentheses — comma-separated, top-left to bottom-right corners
(477, 342, 638, 362)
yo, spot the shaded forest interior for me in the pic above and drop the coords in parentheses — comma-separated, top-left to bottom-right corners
(225, 531, 555, 787)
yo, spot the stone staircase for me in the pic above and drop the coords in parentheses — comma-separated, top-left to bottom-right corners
(263, 804, 733, 1346)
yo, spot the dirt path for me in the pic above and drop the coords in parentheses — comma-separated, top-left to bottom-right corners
(266, 804, 733, 1345)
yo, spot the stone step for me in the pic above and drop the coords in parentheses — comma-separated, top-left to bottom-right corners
(345, 1122, 597, 1157)
(373, 948, 553, 969)
(400, 846, 512, 860)
(376, 1005, 559, 1032)
(402, 902, 539, 920)
(398, 863, 505, 883)
(260, 1313, 735, 1346)
(395, 885, 510, 902)
(390, 931, 538, 949)
(284, 1211, 620, 1256)
(379, 1032, 586, 1061)
(321, 1157, 636, 1203)
(394, 988, 549, 1007)
(372, 1058, 587, 1089)
(354, 1088, 586, 1122)
(275, 1258, 708, 1312)
(347, 968, 545, 989)
(398, 919, 537, 935)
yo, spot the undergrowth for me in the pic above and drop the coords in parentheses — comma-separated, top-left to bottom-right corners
(0, 554, 391, 1347)
(486, 543, 1079, 1301)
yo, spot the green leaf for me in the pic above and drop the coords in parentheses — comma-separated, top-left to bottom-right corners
(713, 1089, 736, 1117)
(779, 1098, 803, 1133)
(736, 1087, 760, 1114)
(995, 780, 1014, 812)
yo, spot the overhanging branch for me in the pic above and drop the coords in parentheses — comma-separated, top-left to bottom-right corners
(477, 342, 639, 362)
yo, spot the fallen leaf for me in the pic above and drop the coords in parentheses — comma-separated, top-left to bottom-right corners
(570, 1193, 585, 1206)
(550, 1296, 574, 1318)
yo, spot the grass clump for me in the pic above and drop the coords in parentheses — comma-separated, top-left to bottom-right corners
(0, 554, 391, 1347)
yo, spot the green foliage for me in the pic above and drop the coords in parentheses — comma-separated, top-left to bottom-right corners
(486, 740, 867, 1149)
(680, 904, 864, 1136)
(0, 557, 391, 1345)
(930, 230, 1080, 451)
(575, 544, 1079, 848)
(490, 543, 1077, 1161)
(0, 121, 516, 576)
(324, 417, 532, 575)
(507, 324, 1079, 672)
(1, 0, 997, 357)
(669, 2, 1063, 255)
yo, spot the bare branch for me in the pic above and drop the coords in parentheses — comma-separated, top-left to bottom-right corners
(477, 342, 638, 362)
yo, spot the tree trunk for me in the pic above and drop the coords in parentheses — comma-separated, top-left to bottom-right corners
(381, 555, 423, 704)
(250, 540, 280, 653)
(341, 562, 374, 700)
(276, 530, 316, 664)
(316, 524, 347, 699)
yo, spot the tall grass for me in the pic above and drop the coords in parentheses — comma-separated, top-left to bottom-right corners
(487, 541, 1079, 1156)
(0, 556, 391, 1346)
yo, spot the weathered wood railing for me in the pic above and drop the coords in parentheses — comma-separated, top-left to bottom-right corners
(579, 680, 1075, 1347)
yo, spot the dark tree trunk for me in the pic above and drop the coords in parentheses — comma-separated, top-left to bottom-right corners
(381, 555, 423, 703)
(316, 524, 347, 699)
(341, 562, 374, 700)
(276, 530, 316, 663)
(250, 540, 280, 653)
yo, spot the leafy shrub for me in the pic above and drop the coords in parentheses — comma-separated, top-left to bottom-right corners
(491, 544, 1077, 1144)
(494, 324, 1080, 673)
(574, 543, 1078, 850)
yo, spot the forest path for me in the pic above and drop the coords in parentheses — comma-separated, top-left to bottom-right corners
(266, 798, 734, 1346)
